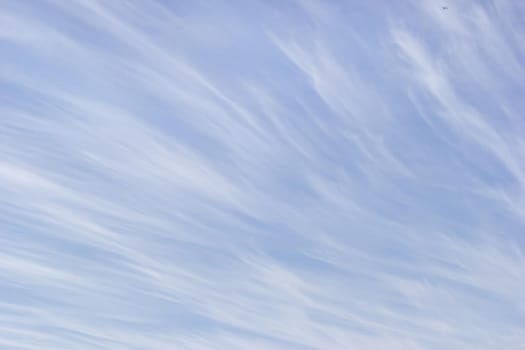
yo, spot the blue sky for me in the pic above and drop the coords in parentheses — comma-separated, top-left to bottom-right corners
(1, 1, 524, 349)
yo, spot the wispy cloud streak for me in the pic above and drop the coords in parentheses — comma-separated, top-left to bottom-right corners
(1, 1, 524, 349)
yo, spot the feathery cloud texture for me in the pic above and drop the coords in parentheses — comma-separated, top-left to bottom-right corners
(1, 1, 524, 349)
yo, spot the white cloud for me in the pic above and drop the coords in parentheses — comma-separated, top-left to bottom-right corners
(0, 0, 524, 349)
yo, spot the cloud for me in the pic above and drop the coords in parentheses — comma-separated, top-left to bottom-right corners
(1, 0, 524, 349)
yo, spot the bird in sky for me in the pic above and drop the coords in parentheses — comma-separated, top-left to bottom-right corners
(442, 6, 448, 10)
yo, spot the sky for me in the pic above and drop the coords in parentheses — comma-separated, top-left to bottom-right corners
(0, 0, 524, 349)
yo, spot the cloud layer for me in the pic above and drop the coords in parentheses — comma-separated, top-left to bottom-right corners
(1, 1, 524, 349)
